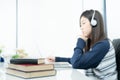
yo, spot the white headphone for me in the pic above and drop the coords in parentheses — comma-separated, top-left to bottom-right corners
(91, 10, 97, 27)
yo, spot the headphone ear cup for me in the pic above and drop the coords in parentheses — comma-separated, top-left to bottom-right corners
(91, 19, 97, 27)
(91, 10, 97, 27)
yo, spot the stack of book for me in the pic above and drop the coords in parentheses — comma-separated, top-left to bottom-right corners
(6, 58, 56, 78)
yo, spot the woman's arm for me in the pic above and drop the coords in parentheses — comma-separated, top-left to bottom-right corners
(55, 38, 86, 63)
(70, 38, 110, 69)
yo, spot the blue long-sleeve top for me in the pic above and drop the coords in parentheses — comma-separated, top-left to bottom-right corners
(55, 38, 110, 69)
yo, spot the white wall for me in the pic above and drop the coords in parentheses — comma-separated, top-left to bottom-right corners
(0, 0, 16, 55)
(82, 0, 104, 12)
(106, 0, 120, 40)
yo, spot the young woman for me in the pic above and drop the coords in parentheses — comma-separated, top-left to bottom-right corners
(46, 10, 117, 80)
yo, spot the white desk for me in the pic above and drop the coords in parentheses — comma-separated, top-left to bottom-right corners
(0, 63, 92, 80)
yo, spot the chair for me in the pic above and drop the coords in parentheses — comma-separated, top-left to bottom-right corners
(112, 39, 120, 80)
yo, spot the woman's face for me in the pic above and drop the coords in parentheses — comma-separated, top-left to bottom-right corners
(80, 16, 92, 38)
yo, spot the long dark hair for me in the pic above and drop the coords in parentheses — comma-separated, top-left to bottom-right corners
(80, 9, 107, 51)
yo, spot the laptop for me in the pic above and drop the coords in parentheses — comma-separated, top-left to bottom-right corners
(47, 62, 72, 68)
(35, 43, 72, 68)
(54, 62, 72, 68)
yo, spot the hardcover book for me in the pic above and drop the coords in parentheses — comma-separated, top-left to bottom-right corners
(6, 68, 56, 78)
(10, 58, 45, 64)
(7, 63, 54, 71)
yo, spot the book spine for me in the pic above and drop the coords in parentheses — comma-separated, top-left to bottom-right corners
(10, 59, 38, 64)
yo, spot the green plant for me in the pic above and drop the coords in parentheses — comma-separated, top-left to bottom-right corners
(0, 45, 4, 55)
(12, 54, 20, 59)
(0, 49, 2, 54)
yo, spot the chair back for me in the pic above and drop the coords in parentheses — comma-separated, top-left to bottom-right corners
(112, 39, 120, 80)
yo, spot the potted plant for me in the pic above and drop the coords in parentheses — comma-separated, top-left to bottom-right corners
(12, 49, 28, 59)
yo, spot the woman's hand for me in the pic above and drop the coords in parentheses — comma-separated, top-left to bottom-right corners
(46, 56, 55, 62)
(79, 32, 88, 41)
